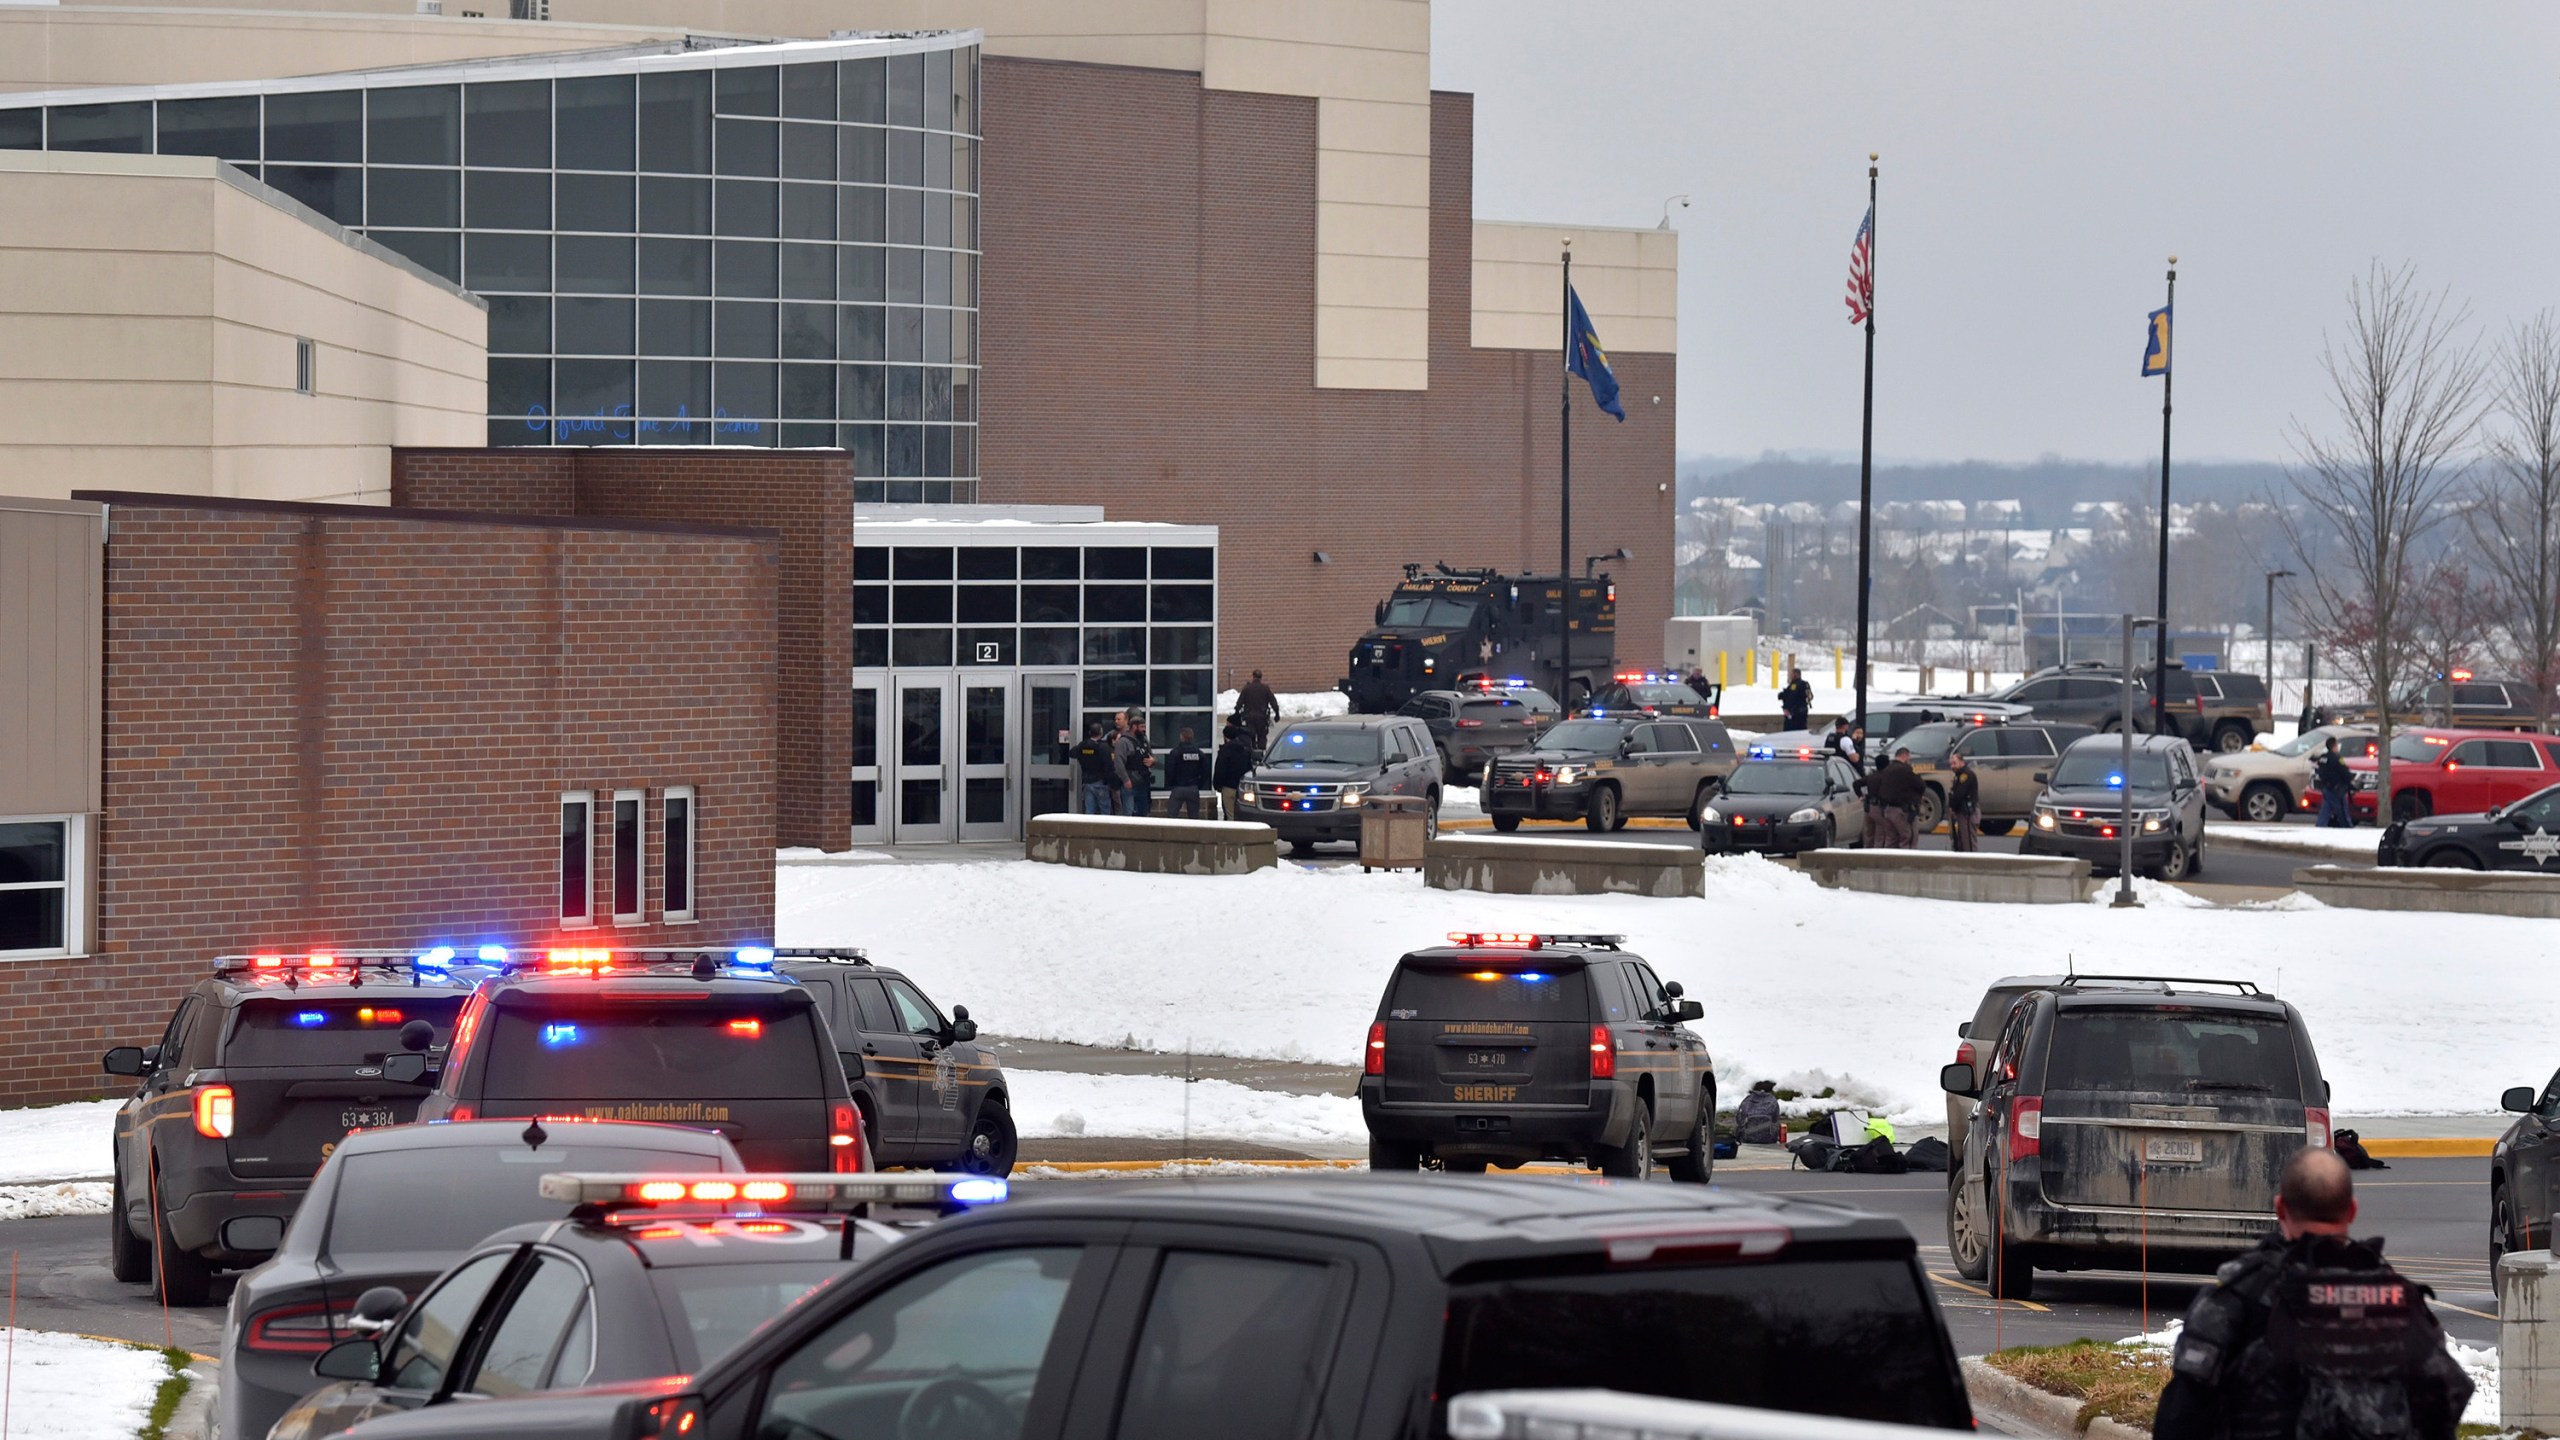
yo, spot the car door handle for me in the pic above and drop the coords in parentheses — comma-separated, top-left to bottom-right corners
(862, 1044, 879, 1055)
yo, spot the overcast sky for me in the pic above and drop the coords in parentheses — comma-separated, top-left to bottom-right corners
(1433, 3, 2560, 465)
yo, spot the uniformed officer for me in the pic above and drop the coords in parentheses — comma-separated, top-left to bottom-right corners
(2154, 1147, 2470, 1440)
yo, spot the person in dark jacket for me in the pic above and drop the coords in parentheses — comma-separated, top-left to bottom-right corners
(1123, 713, 1156, 816)
(2313, 736, 2356, 828)
(2153, 1147, 2469, 1440)
(1855, 748, 1924, 848)
(1070, 723, 1114, 814)
(1237, 671, 1280, 750)
(1163, 727, 1211, 819)
(1734, 1080, 1785, 1146)
(1946, 750, 1982, 852)
(1828, 716, 1860, 770)
(1213, 724, 1255, 821)
(1778, 670, 1814, 733)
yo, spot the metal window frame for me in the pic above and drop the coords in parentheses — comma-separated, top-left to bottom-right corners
(610, 787, 645, 926)
(0, 814, 85, 962)
(559, 791, 595, 927)
(661, 785, 697, 922)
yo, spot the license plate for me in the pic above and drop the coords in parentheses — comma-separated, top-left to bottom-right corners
(1464, 1051, 1517, 1069)
(2143, 1134, 2204, 1164)
(341, 1108, 395, 1131)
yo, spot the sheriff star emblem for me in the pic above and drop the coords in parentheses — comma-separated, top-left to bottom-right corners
(2498, 827, 2560, 865)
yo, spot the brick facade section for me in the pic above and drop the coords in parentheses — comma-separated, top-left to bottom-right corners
(20, 492, 778, 1106)
(978, 68, 1676, 691)
(391, 449, 852, 851)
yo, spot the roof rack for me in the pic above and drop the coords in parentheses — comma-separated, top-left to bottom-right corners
(771, 948, 871, 967)
(2053, 974, 2262, 996)
(211, 950, 485, 986)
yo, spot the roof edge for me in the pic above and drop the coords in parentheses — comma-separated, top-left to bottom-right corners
(72, 489, 778, 543)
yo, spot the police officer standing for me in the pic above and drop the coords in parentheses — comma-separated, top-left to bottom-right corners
(1778, 668, 1814, 734)
(2154, 1147, 2470, 1440)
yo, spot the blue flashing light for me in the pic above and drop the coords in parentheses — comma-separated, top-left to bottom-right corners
(1747, 745, 1774, 760)
(732, 947, 776, 971)
(541, 1022, 581, 1048)
(477, 944, 510, 964)
(950, 1177, 1008, 1206)
(1287, 733, 1305, 745)
(2107, 773, 2126, 788)
(416, 945, 456, 971)
(1518, 972, 1547, 982)
(292, 1011, 326, 1027)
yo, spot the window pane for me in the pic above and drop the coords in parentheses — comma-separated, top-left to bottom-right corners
(893, 585, 952, 624)
(638, 71, 711, 174)
(556, 73, 635, 171)
(956, 586, 1015, 623)
(782, 364, 833, 419)
(664, 795, 693, 916)
(0, 891, 65, 954)
(467, 233, 550, 292)
(886, 366, 921, 422)
(385, 1253, 513, 1394)
(1113, 1253, 1335, 1440)
(888, 128, 921, 187)
(926, 49, 953, 132)
(888, 187, 922, 248)
(262, 165, 360, 225)
(640, 238, 711, 296)
(782, 304, 835, 360)
(560, 799, 590, 919)
(716, 178, 778, 237)
(1085, 586, 1144, 623)
(558, 173, 635, 232)
(781, 243, 834, 300)
(717, 240, 780, 297)
(854, 629, 888, 667)
(158, 95, 261, 161)
(612, 796, 641, 919)
(1083, 669, 1143, 707)
(1151, 585, 1214, 623)
(841, 248, 885, 304)
(1022, 628, 1077, 666)
(957, 547, 1015, 581)
(840, 187, 884, 245)
(714, 117, 778, 177)
(781, 182, 836, 241)
(0, 110, 37, 152)
(841, 59, 887, 124)
(714, 360, 776, 417)
(369, 168, 459, 228)
(265, 90, 361, 162)
(640, 298, 710, 355)
(1153, 547, 1215, 580)
(925, 426, 951, 477)
(466, 80, 551, 169)
(488, 295, 550, 353)
(715, 301, 777, 358)
(1150, 670, 1213, 709)
(368, 86, 459, 165)
(556, 360, 633, 433)
(1084, 628, 1144, 665)
(468, 168, 550, 230)
(715, 65, 778, 117)
(638, 359, 708, 418)
(559, 235, 635, 294)
(1087, 547, 1147, 580)
(558, 297, 633, 355)
(888, 303, 923, 358)
(780, 122, 833, 181)
(887, 53, 925, 127)
(640, 175, 711, 234)
(1151, 627, 1213, 664)
(373, 230, 461, 283)
(472, 1255, 589, 1398)
(0, 823, 66, 885)
(838, 364, 883, 421)
(840, 126, 884, 184)
(892, 629, 952, 667)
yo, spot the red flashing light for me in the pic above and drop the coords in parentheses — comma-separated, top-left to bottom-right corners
(1447, 931, 1541, 948)
(831, 1102, 863, 1172)
(451, 1105, 475, 1122)
(1365, 1022, 1386, 1076)
(194, 1085, 235, 1139)
(253, 955, 285, 970)
(733, 1221, 794, 1236)
(1588, 1025, 1616, 1080)
(726, 1018, 762, 1037)
(635, 1180, 688, 1201)
(547, 948, 615, 974)
(357, 1007, 402, 1024)
(308, 952, 335, 967)
(2009, 1097, 2043, 1160)
(2100, 825, 2116, 838)
(2452, 669, 2475, 682)
(741, 1180, 791, 1203)
(690, 1180, 738, 1202)
(1795, 747, 1814, 759)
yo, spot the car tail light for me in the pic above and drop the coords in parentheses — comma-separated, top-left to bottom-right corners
(1954, 1040, 1976, 1070)
(1454, 718, 1484, 728)
(1599, 1220, 1789, 1264)
(450, 1105, 475, 1122)
(2009, 1097, 2043, 1160)
(2305, 1107, 2332, 1149)
(1365, 1022, 1386, 1076)
(243, 1299, 352, 1353)
(831, 1102, 863, 1171)
(1588, 1025, 1616, 1080)
(193, 1085, 234, 1139)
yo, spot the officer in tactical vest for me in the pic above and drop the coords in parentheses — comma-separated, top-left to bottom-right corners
(2154, 1147, 2471, 1440)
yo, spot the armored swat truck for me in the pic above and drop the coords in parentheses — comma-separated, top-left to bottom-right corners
(1340, 564, 1617, 713)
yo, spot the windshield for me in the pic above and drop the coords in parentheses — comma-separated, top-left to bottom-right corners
(2046, 1009, 2303, 1099)
(1897, 724, 1967, 762)
(1438, 1258, 1967, 1428)
(1626, 685, 1698, 705)
(1265, 727, 1382, 766)
(1380, 595, 1476, 628)
(2389, 734, 2449, 764)
(482, 1002, 825, 1100)
(227, 997, 463, 1066)
(325, 1142, 725, 1260)
(652, 1260, 845, 1370)
(1534, 721, 1626, 754)
(1724, 764, 1826, 797)
(2271, 732, 2323, 757)
(2050, 748, 2170, 790)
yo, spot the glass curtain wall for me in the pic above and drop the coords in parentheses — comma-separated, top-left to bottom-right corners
(0, 41, 980, 501)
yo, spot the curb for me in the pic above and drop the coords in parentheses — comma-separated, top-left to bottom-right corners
(1017, 1156, 1802, 1174)
(2200, 827, 2379, 862)
(2360, 1137, 2495, 1158)
(163, 1359, 218, 1440)
(1442, 818, 1693, 832)
(1962, 1356, 2148, 1440)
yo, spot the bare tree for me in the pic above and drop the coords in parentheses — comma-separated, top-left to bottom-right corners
(2284, 262, 2486, 817)
(2473, 311, 2560, 727)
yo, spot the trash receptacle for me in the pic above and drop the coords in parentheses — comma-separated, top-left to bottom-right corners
(1360, 795, 1432, 872)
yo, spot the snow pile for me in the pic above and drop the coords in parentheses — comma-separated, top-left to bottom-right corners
(0, 1100, 120, 1183)
(0, 1183, 109, 1221)
(1215, 689, 1349, 721)
(778, 854, 2551, 1123)
(778, 847, 896, 863)
(1008, 1070, 1362, 1148)
(2208, 824, 2382, 857)
(0, 1329, 177, 1440)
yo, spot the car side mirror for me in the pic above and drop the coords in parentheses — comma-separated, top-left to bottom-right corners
(1662, 981, 1684, 1000)
(2033, 771, 2051, 785)
(101, 1046, 149, 1077)
(313, 1338, 380, 1382)
(398, 1019, 436, 1053)
(343, 1284, 408, 1343)
(948, 1005, 977, 1044)
(1672, 999, 1704, 1023)
(381, 1053, 432, 1086)
(1939, 1063, 1981, 1098)
(2506, 1086, 2538, 1113)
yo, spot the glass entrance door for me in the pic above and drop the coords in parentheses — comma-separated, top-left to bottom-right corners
(849, 680, 887, 846)
(895, 676, 956, 843)
(959, 682, 1012, 841)
(1023, 674, 1077, 820)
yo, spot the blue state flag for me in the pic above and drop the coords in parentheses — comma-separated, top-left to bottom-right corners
(1567, 286, 1626, 420)
(2141, 304, 2172, 378)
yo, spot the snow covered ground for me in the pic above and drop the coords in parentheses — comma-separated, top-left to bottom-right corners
(778, 854, 2545, 1125)
(0, 1329, 180, 1440)
(0, 1100, 119, 1184)
(2207, 823, 2382, 856)
(1007, 1069, 1362, 1148)
(1215, 689, 1349, 721)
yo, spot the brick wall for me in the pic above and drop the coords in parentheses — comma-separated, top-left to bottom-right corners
(979, 68, 1676, 692)
(16, 492, 779, 1105)
(391, 449, 853, 851)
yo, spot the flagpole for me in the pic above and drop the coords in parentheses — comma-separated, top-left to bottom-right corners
(2151, 256, 2176, 734)
(1853, 156, 1877, 750)
(1561, 241, 1574, 707)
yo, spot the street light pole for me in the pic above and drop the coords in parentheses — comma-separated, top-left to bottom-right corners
(2115, 613, 2164, 909)
(2264, 569, 2295, 723)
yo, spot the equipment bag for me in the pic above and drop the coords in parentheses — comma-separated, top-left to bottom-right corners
(1832, 1135, 1909, 1175)
(1904, 1135, 1951, 1172)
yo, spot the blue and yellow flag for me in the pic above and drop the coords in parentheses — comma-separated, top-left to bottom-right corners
(1567, 286, 1626, 420)
(2141, 304, 2172, 378)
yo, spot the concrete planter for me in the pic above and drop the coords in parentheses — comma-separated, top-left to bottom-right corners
(1796, 848, 2094, 905)
(1025, 814, 1277, 876)
(1423, 835, 1703, 898)
(2296, 863, 2560, 918)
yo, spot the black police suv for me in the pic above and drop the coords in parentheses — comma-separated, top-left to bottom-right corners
(104, 950, 476, 1305)
(1361, 933, 1713, 1180)
(1699, 746, 1867, 855)
(413, 948, 864, 1172)
(1582, 675, 1716, 718)
(2380, 781, 2560, 870)
(2020, 732, 2210, 880)
(1483, 715, 1737, 832)
(1940, 975, 2330, 1299)
(226, 1117, 744, 1440)
(1237, 715, 1446, 855)
(265, 1169, 994, 1440)
(292, 1176, 1976, 1439)
(776, 952, 1015, 1176)
(2493, 1069, 2560, 1271)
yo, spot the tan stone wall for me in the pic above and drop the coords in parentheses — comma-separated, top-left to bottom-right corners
(0, 152, 486, 504)
(1472, 222, 1679, 355)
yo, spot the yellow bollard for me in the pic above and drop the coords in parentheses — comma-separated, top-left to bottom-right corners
(1717, 651, 1729, 689)
(1744, 650, 1756, 687)
(1834, 648, 1843, 688)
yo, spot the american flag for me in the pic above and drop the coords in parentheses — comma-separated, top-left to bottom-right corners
(1845, 204, 1874, 325)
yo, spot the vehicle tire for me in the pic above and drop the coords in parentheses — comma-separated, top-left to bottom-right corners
(1915, 785, 1946, 835)
(2188, 831, 2204, 876)
(1368, 1137, 1423, 1171)
(2158, 837, 2193, 882)
(2423, 847, 2481, 869)
(1979, 818, 2015, 837)
(2214, 723, 2253, 753)
(1988, 1231, 2036, 1301)
(1423, 790, 1441, 841)
(1947, 1174, 1992, 1282)
(959, 1097, 1018, 1178)
(108, 1162, 149, 1284)
(2393, 790, 2434, 822)
(1609, 813, 1632, 832)
(1585, 785, 1621, 833)
(2494, 1181, 2521, 1278)
(1288, 838, 1316, 857)
(1595, 1100, 1655, 1180)
(2099, 719, 2122, 734)
(1666, 1093, 1714, 1184)
(1687, 784, 1714, 831)
(1489, 814, 1522, 833)
(151, 1162, 214, 1307)
(2239, 782, 2289, 824)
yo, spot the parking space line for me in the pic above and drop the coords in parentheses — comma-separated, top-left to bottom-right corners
(1928, 1271, 2049, 1312)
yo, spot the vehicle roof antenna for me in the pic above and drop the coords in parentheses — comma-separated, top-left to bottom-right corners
(521, 1119, 548, 1152)
(2067, 952, 2075, 978)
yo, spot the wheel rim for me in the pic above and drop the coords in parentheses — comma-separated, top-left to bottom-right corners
(2496, 1191, 2514, 1261)
(2244, 789, 2281, 822)
(1599, 792, 1617, 827)
(1951, 1183, 1985, 1268)
(2219, 729, 2247, 753)
(1634, 1127, 1652, 1179)
(2164, 844, 2190, 880)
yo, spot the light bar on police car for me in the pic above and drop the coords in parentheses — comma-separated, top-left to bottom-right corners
(538, 1172, 1008, 1210)
(1443, 932, 1625, 951)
